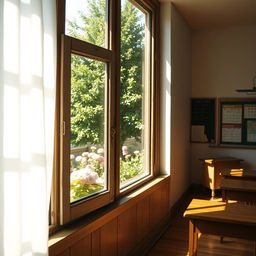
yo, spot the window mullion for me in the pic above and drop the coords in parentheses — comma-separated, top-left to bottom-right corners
(60, 35, 72, 224)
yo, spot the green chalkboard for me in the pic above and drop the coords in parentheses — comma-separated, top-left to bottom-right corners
(191, 98, 216, 143)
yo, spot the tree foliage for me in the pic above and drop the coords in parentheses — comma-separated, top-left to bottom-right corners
(67, 0, 145, 148)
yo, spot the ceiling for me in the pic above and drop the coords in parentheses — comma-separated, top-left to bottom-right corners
(161, 0, 256, 29)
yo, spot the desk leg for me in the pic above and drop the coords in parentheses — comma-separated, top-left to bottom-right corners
(211, 189, 215, 198)
(221, 189, 226, 202)
(189, 220, 198, 256)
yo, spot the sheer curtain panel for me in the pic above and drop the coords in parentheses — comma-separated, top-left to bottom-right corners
(0, 0, 56, 255)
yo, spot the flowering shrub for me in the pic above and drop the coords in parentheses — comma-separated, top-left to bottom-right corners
(70, 145, 144, 202)
(70, 146, 105, 202)
(120, 148, 143, 183)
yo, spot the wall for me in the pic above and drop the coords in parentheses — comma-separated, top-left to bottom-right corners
(160, 3, 191, 206)
(160, 2, 171, 176)
(191, 25, 256, 183)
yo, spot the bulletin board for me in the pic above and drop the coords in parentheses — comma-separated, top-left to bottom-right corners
(219, 98, 256, 146)
(191, 98, 216, 143)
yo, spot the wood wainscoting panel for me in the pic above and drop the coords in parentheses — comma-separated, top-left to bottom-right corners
(70, 234, 91, 256)
(118, 206, 137, 256)
(57, 248, 70, 256)
(91, 230, 100, 256)
(49, 176, 170, 256)
(161, 179, 170, 216)
(149, 187, 163, 228)
(100, 218, 118, 256)
(137, 196, 150, 242)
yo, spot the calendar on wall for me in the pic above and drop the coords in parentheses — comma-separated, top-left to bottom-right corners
(219, 98, 256, 146)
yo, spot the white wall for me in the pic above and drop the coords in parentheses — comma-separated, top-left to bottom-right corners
(170, 4, 192, 205)
(160, 2, 171, 175)
(191, 25, 256, 183)
(160, 3, 192, 206)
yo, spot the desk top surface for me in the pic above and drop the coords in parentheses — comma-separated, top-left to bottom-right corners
(221, 179, 256, 192)
(183, 199, 256, 225)
(221, 169, 256, 178)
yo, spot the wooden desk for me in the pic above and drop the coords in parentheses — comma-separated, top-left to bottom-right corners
(221, 169, 256, 180)
(221, 179, 256, 203)
(184, 199, 256, 256)
(200, 157, 243, 197)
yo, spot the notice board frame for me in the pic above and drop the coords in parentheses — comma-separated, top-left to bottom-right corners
(219, 98, 256, 148)
(191, 98, 216, 143)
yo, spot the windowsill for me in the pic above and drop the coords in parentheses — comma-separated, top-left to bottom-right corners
(48, 174, 170, 248)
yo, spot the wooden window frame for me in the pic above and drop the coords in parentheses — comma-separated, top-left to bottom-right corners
(60, 35, 116, 224)
(51, 0, 160, 229)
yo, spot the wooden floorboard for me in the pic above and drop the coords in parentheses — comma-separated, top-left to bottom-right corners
(147, 192, 254, 256)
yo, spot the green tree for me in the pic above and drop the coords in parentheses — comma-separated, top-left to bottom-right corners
(120, 1, 145, 146)
(70, 56, 105, 146)
(67, 0, 145, 148)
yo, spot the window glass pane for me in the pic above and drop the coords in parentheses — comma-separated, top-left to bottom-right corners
(120, 0, 150, 189)
(65, 0, 107, 48)
(70, 54, 107, 202)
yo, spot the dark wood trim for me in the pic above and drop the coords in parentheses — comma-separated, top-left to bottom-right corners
(219, 98, 256, 103)
(60, 35, 72, 225)
(153, 0, 160, 174)
(113, 0, 121, 199)
(49, 0, 66, 234)
(209, 144, 256, 149)
(71, 37, 113, 62)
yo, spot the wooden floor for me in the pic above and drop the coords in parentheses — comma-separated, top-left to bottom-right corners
(147, 192, 255, 256)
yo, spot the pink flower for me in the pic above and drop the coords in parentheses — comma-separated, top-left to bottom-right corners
(91, 153, 100, 160)
(97, 156, 104, 162)
(75, 156, 82, 162)
(70, 165, 99, 185)
(122, 145, 128, 155)
(82, 152, 89, 157)
(85, 171, 99, 184)
(96, 177, 104, 184)
(88, 153, 94, 158)
(81, 157, 87, 163)
(70, 170, 81, 181)
(85, 165, 94, 171)
(97, 148, 104, 154)
(92, 154, 104, 162)
(91, 146, 96, 152)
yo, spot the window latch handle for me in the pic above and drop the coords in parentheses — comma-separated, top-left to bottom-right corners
(111, 127, 116, 138)
(62, 121, 66, 136)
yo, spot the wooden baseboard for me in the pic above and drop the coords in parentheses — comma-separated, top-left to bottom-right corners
(169, 185, 195, 218)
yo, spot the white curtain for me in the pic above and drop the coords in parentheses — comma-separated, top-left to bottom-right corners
(0, 0, 56, 255)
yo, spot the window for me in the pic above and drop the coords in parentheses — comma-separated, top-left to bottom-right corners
(52, 0, 159, 226)
(120, 0, 152, 190)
